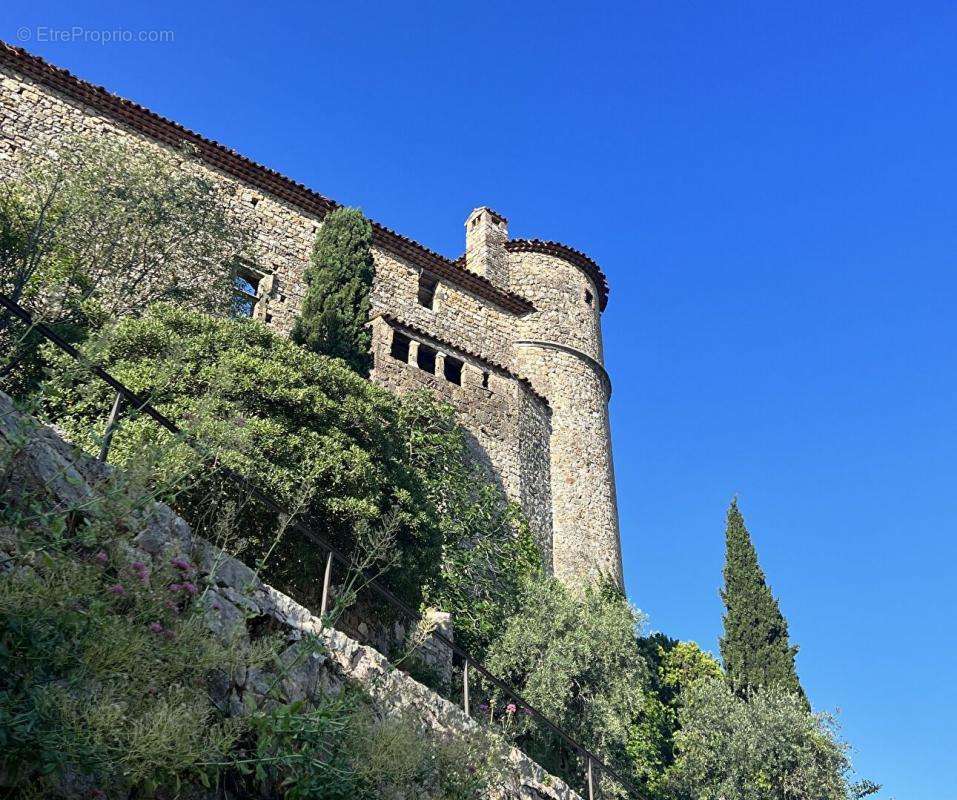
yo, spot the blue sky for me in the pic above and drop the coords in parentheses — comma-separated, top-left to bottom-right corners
(4, 2, 955, 795)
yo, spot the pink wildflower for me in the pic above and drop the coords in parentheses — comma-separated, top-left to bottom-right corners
(168, 583, 182, 592)
(506, 703, 517, 714)
(170, 556, 191, 571)
(107, 584, 125, 595)
(94, 550, 108, 565)
(181, 581, 198, 595)
(148, 621, 164, 634)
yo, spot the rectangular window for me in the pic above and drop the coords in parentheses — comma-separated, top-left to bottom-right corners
(444, 356, 463, 385)
(233, 263, 264, 318)
(418, 273, 439, 309)
(584, 288, 594, 307)
(481, 371, 490, 389)
(417, 344, 437, 374)
(390, 330, 411, 362)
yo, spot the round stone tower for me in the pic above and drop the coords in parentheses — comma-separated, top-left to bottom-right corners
(475, 212, 624, 589)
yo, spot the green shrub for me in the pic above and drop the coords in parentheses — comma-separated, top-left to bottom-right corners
(482, 577, 653, 795)
(0, 400, 513, 799)
(39, 304, 542, 626)
(0, 433, 244, 796)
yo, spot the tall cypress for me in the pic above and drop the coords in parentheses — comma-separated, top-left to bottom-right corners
(719, 498, 806, 703)
(292, 206, 374, 375)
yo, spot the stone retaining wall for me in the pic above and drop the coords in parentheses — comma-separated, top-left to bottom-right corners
(0, 391, 582, 800)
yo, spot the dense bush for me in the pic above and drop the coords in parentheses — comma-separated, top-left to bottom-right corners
(668, 678, 873, 800)
(38, 304, 542, 632)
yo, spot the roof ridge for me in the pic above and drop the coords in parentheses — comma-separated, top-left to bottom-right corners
(0, 41, 534, 315)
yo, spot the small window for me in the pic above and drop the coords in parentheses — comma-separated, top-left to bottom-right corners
(233, 265, 262, 318)
(390, 330, 411, 362)
(481, 371, 490, 389)
(584, 288, 594, 307)
(444, 356, 463, 385)
(418, 273, 439, 309)
(417, 344, 437, 374)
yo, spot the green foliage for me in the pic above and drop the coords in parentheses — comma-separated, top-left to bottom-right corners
(720, 498, 806, 702)
(659, 640, 724, 703)
(0, 439, 243, 795)
(0, 402, 513, 799)
(0, 135, 249, 396)
(483, 577, 653, 796)
(39, 304, 542, 624)
(292, 206, 374, 375)
(39, 304, 441, 607)
(669, 678, 873, 800)
(399, 391, 545, 655)
(627, 638, 724, 796)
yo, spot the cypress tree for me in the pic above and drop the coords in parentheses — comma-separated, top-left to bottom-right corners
(292, 206, 374, 375)
(719, 498, 806, 703)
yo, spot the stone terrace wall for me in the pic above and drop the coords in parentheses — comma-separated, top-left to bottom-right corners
(0, 391, 582, 800)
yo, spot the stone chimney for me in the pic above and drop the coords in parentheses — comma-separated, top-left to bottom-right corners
(465, 207, 509, 287)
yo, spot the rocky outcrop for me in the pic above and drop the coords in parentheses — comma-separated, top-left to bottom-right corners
(0, 391, 581, 800)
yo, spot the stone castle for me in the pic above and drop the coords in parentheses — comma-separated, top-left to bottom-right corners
(0, 42, 623, 588)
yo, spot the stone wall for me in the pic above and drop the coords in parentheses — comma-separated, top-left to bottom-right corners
(0, 390, 582, 800)
(0, 48, 623, 589)
(510, 250, 622, 586)
(369, 315, 552, 549)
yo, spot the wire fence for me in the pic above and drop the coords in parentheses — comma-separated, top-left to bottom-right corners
(0, 291, 648, 800)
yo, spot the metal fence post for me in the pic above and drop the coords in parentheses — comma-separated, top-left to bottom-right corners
(319, 551, 333, 617)
(463, 659, 470, 716)
(98, 390, 125, 462)
(587, 756, 595, 800)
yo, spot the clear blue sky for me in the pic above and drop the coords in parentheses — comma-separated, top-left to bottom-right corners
(4, 2, 955, 796)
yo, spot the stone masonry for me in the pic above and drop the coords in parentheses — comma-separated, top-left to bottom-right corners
(0, 42, 622, 588)
(0, 390, 583, 800)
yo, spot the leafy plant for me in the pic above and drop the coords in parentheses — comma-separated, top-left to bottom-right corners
(482, 577, 653, 796)
(668, 678, 876, 800)
(38, 304, 542, 624)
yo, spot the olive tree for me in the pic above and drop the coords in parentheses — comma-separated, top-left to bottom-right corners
(0, 134, 250, 390)
(669, 678, 879, 800)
